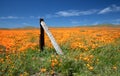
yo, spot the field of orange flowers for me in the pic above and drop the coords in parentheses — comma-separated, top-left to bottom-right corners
(0, 27, 120, 53)
(0, 27, 120, 76)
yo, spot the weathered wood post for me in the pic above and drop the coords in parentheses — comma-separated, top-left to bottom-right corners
(40, 18, 63, 55)
(40, 18, 45, 51)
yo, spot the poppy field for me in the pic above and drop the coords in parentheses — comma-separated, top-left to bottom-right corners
(0, 27, 120, 76)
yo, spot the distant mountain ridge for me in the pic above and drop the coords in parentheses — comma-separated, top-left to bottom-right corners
(15, 26, 39, 29)
(75, 24, 120, 27)
(92, 24, 120, 27)
(0, 26, 39, 30)
(0, 24, 120, 29)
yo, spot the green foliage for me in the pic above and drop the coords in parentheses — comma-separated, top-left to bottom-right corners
(0, 39, 120, 76)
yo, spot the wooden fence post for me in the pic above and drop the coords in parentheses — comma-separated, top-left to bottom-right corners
(40, 18, 45, 51)
(40, 18, 63, 55)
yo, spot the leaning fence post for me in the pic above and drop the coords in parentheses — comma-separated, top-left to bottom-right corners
(40, 18, 45, 51)
(40, 18, 63, 55)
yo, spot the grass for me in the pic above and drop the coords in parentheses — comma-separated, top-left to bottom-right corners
(0, 38, 120, 76)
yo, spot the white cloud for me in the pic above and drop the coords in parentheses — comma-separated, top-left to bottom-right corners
(29, 16, 42, 19)
(22, 23, 29, 25)
(0, 16, 24, 19)
(98, 4, 120, 14)
(45, 14, 54, 18)
(115, 19, 120, 22)
(56, 9, 98, 17)
(56, 10, 80, 16)
(44, 9, 98, 18)
(0, 16, 44, 19)
(112, 19, 120, 25)
(36, 16, 44, 19)
(45, 14, 59, 19)
(92, 22, 99, 25)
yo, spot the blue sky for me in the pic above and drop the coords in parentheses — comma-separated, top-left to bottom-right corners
(0, 0, 120, 28)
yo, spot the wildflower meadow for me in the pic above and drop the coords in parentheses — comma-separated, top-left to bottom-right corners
(0, 27, 120, 76)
